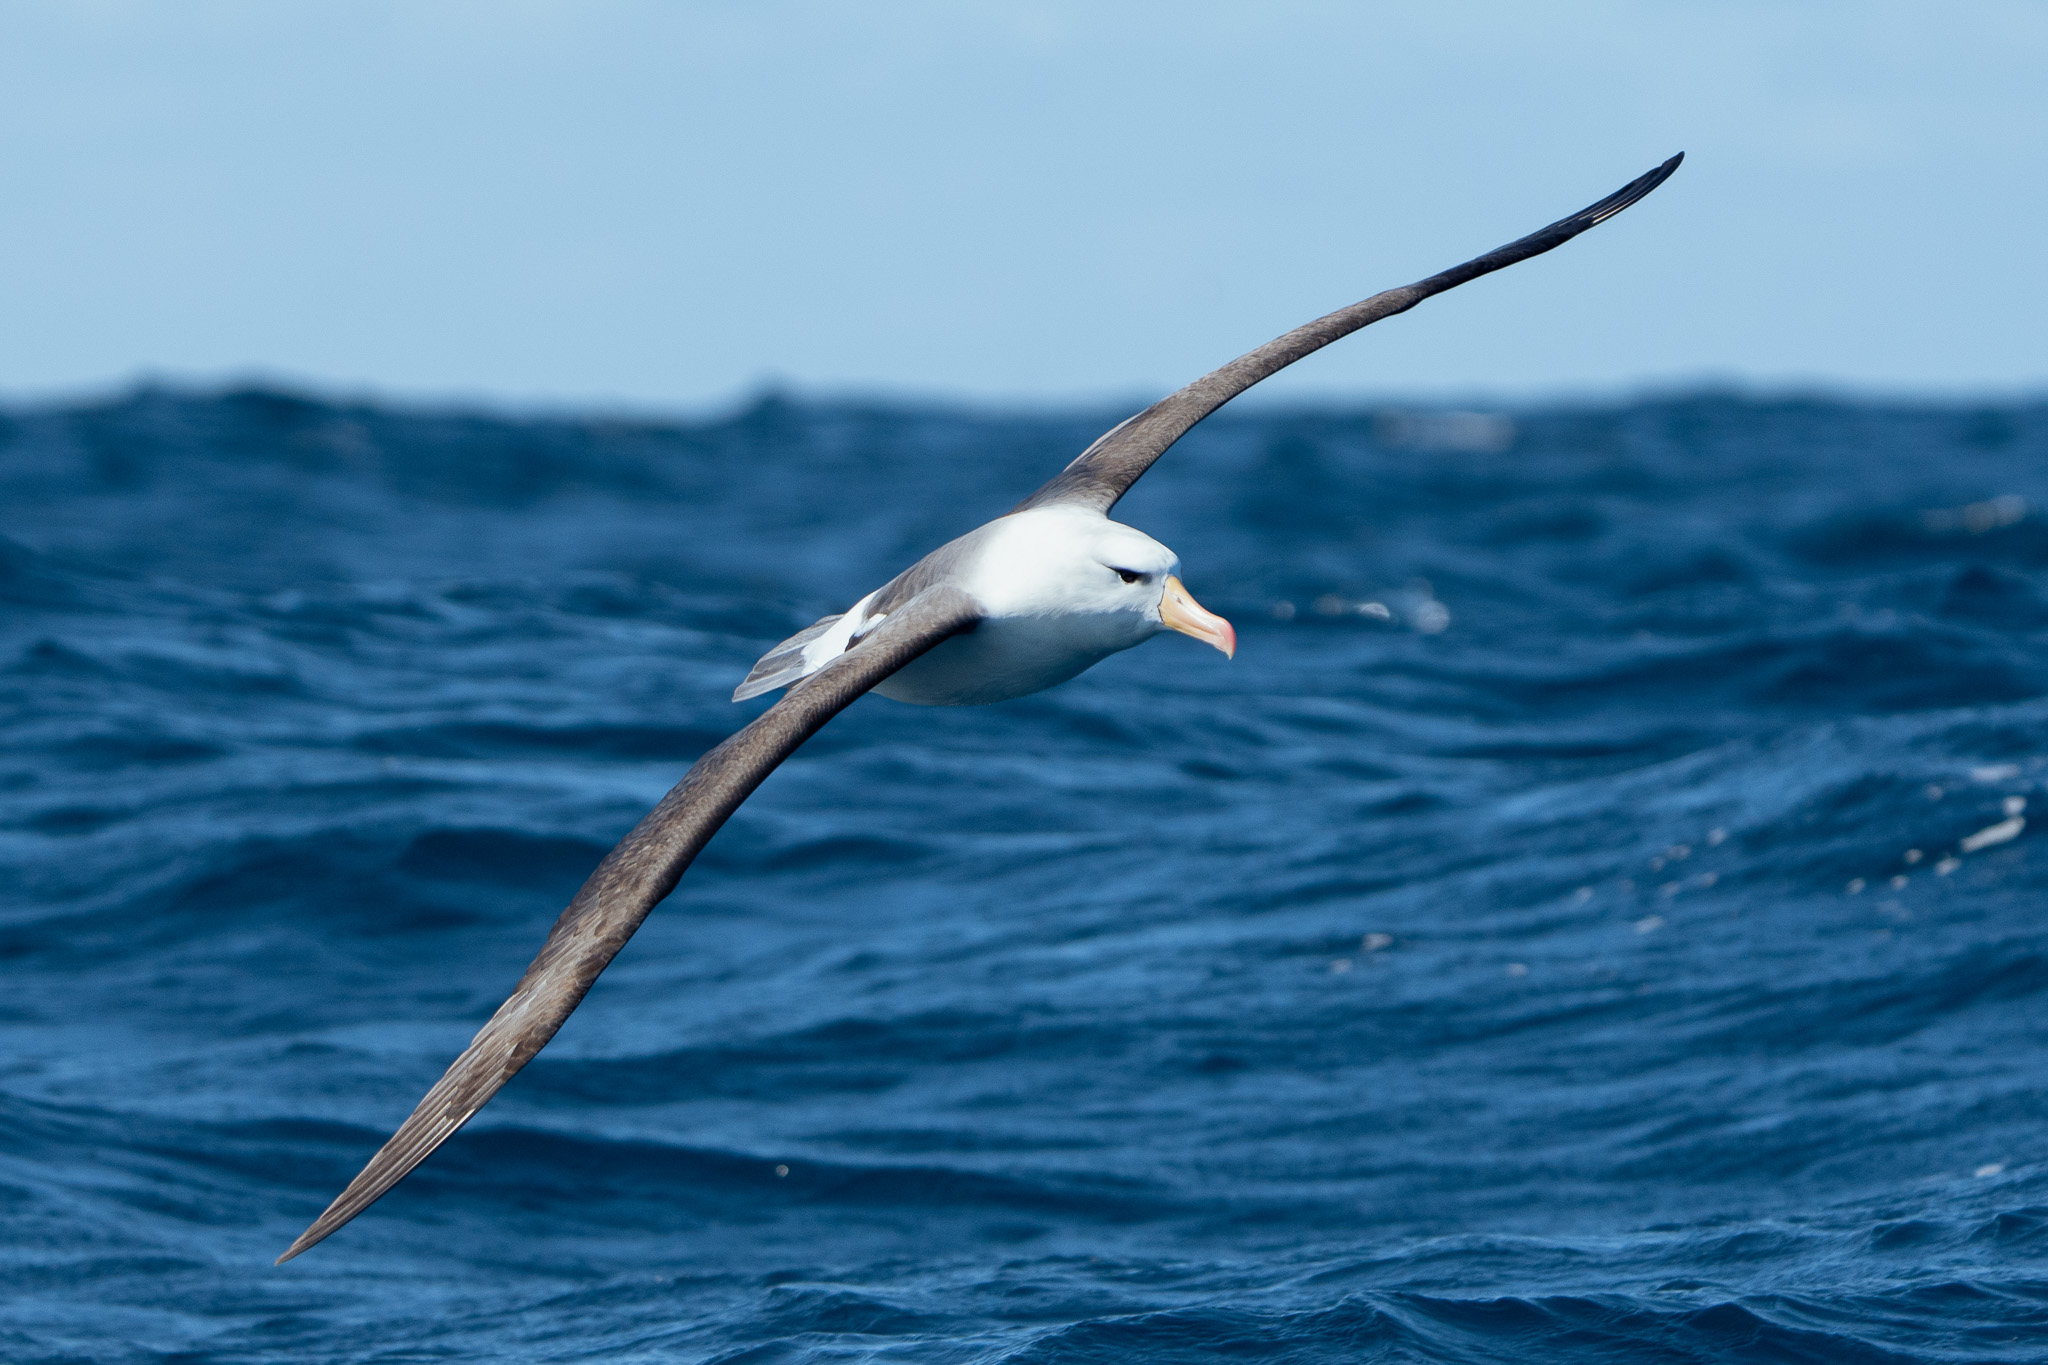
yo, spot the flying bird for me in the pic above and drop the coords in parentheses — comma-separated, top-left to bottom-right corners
(279, 153, 1682, 1262)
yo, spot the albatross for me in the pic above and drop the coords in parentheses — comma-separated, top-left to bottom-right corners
(278, 153, 1682, 1262)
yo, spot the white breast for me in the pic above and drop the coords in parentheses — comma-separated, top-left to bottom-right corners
(873, 610, 1157, 706)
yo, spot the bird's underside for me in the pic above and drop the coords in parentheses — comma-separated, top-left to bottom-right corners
(276, 153, 1681, 1262)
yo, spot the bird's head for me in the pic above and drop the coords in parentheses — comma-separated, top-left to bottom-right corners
(969, 506, 1235, 656)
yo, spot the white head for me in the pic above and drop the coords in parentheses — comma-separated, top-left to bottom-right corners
(964, 505, 1235, 654)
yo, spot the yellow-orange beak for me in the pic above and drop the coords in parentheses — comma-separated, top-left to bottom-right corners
(1158, 575, 1235, 658)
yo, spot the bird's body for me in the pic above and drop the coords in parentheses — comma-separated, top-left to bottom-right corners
(745, 504, 1228, 707)
(277, 154, 1683, 1263)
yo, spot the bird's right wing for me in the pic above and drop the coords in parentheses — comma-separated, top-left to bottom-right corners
(277, 585, 982, 1263)
(1014, 154, 1683, 516)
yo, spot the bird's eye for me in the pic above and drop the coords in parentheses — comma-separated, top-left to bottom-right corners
(1113, 568, 1144, 584)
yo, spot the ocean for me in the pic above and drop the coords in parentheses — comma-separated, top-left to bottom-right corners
(3, 386, 2045, 1361)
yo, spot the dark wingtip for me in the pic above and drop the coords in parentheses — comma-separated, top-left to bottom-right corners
(1577, 152, 1685, 231)
(277, 1203, 357, 1261)
(272, 1166, 392, 1264)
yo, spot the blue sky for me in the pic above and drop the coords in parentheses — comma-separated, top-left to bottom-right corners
(1, 1, 2042, 409)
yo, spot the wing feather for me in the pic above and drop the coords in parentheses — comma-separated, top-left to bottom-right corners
(277, 586, 982, 1262)
(733, 612, 845, 701)
(1015, 154, 1683, 515)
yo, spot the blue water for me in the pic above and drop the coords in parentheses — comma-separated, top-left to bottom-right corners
(4, 386, 2047, 1362)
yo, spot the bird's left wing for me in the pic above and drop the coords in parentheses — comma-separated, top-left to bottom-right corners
(277, 585, 983, 1263)
(1015, 154, 1683, 515)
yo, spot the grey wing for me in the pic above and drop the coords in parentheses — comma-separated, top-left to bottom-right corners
(733, 612, 844, 702)
(277, 586, 983, 1263)
(1015, 154, 1683, 515)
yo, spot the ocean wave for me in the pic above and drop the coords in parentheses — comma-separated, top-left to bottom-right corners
(5, 388, 2048, 1361)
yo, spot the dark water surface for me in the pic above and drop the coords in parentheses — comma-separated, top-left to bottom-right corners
(4, 388, 2048, 1362)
